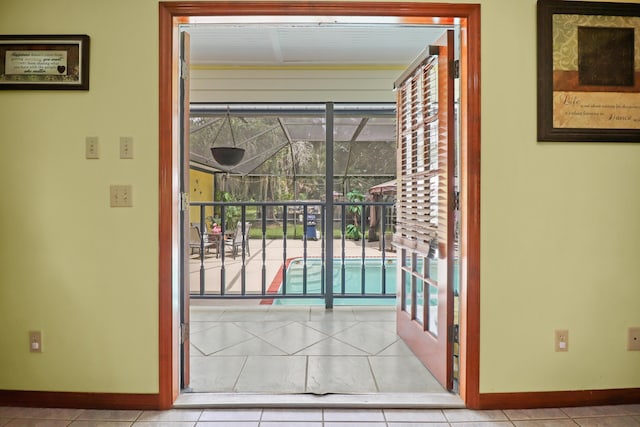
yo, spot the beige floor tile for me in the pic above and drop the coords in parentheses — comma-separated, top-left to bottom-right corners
(376, 339, 415, 356)
(231, 321, 291, 335)
(444, 409, 509, 422)
(325, 423, 387, 427)
(190, 323, 256, 355)
(189, 355, 246, 392)
(190, 307, 225, 322)
(137, 410, 202, 422)
(199, 409, 262, 421)
(133, 422, 195, 427)
(369, 355, 446, 393)
(302, 320, 360, 335)
(234, 355, 306, 393)
(307, 356, 377, 393)
(353, 308, 397, 321)
(260, 423, 322, 427)
(4, 420, 72, 427)
(513, 420, 579, 427)
(449, 422, 514, 427)
(295, 337, 369, 355)
(69, 421, 133, 426)
(257, 322, 328, 354)
(388, 423, 450, 427)
(309, 306, 358, 320)
(563, 406, 640, 418)
(261, 408, 322, 421)
(573, 416, 640, 426)
(383, 408, 448, 422)
(365, 320, 398, 333)
(195, 422, 258, 427)
(264, 308, 310, 322)
(75, 409, 141, 422)
(0, 407, 81, 420)
(217, 309, 270, 322)
(212, 337, 288, 356)
(189, 322, 219, 334)
(505, 409, 570, 421)
(323, 409, 386, 422)
(332, 323, 398, 354)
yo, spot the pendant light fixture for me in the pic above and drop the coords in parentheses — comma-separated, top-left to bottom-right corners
(210, 107, 245, 166)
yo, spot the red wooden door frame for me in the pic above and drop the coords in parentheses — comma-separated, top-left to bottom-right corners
(158, 1, 481, 409)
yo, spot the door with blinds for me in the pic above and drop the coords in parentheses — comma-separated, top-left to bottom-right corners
(395, 30, 456, 391)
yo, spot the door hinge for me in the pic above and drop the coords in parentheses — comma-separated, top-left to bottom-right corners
(180, 323, 189, 344)
(180, 59, 188, 81)
(453, 59, 460, 79)
(180, 192, 189, 211)
(450, 324, 459, 343)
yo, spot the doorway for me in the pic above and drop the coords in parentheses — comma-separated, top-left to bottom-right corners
(158, 1, 481, 408)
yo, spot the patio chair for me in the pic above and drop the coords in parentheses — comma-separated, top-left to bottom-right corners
(189, 225, 215, 255)
(224, 222, 251, 259)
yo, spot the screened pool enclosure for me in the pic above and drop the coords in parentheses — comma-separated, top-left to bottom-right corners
(188, 103, 397, 201)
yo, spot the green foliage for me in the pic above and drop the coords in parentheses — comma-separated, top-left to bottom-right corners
(346, 224, 362, 240)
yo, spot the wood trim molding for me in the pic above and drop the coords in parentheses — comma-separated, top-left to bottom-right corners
(459, 3, 481, 409)
(158, 1, 482, 409)
(159, 2, 179, 410)
(0, 391, 161, 410)
(477, 389, 640, 410)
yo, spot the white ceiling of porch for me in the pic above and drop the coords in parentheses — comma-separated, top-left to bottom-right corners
(185, 23, 448, 66)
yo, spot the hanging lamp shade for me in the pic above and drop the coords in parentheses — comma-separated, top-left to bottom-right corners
(211, 146, 245, 166)
(210, 108, 245, 166)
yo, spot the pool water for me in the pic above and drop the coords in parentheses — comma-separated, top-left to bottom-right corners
(273, 258, 397, 306)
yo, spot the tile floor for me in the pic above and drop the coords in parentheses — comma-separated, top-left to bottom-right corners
(2, 404, 640, 426)
(188, 305, 446, 394)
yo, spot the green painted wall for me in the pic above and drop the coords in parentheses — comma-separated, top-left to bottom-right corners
(0, 0, 159, 393)
(0, 0, 638, 396)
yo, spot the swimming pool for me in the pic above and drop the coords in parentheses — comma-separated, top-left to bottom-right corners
(272, 257, 397, 306)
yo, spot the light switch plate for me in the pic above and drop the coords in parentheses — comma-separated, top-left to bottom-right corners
(555, 329, 569, 352)
(120, 136, 134, 159)
(29, 330, 42, 353)
(110, 185, 133, 207)
(85, 136, 99, 159)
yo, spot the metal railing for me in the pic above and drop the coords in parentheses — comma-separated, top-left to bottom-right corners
(189, 201, 396, 306)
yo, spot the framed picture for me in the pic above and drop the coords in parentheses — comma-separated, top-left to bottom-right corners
(0, 35, 90, 90)
(537, 0, 640, 142)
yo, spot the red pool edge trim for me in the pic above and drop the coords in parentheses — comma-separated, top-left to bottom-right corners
(260, 257, 296, 305)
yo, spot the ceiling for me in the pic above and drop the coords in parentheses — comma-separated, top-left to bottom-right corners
(184, 22, 450, 66)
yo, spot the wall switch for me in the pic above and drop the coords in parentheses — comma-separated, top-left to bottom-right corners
(120, 136, 134, 159)
(555, 329, 569, 352)
(29, 330, 42, 353)
(110, 185, 133, 207)
(85, 136, 99, 159)
(628, 327, 640, 351)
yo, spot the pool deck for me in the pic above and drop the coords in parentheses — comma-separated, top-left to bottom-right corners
(189, 236, 396, 301)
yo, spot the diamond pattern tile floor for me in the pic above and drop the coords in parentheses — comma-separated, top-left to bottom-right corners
(188, 305, 446, 394)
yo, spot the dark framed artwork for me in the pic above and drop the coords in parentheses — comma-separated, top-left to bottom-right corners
(537, 0, 640, 142)
(0, 35, 90, 90)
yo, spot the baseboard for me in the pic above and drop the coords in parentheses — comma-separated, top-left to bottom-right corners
(476, 388, 640, 409)
(0, 390, 162, 410)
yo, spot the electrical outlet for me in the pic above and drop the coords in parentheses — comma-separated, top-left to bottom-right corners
(29, 330, 42, 353)
(628, 327, 640, 351)
(110, 185, 133, 207)
(120, 136, 134, 159)
(555, 329, 569, 352)
(85, 136, 99, 159)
